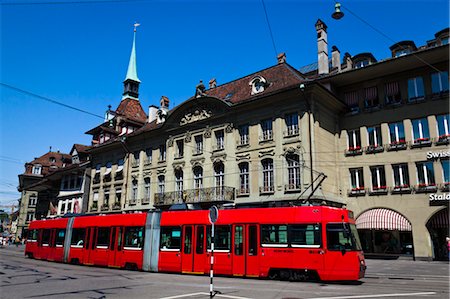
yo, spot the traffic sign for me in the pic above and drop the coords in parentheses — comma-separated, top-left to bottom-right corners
(209, 206, 219, 224)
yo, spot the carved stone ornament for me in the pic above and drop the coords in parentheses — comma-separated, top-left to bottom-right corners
(204, 127, 212, 138)
(167, 136, 174, 147)
(236, 153, 251, 162)
(211, 153, 226, 163)
(258, 149, 275, 158)
(156, 168, 166, 175)
(283, 146, 300, 155)
(225, 123, 234, 133)
(184, 131, 192, 143)
(143, 170, 152, 177)
(190, 157, 205, 167)
(173, 162, 185, 171)
(180, 106, 213, 126)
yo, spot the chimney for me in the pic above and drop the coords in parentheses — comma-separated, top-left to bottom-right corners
(331, 46, 341, 72)
(160, 96, 169, 109)
(277, 52, 286, 64)
(315, 19, 329, 75)
(343, 52, 353, 70)
(157, 96, 170, 124)
(209, 78, 217, 89)
(148, 105, 158, 123)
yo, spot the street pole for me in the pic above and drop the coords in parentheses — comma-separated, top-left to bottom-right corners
(210, 221, 214, 299)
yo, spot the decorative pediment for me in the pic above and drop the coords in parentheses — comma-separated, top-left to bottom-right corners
(283, 146, 301, 156)
(190, 157, 205, 167)
(236, 153, 251, 162)
(211, 153, 226, 164)
(173, 162, 185, 171)
(258, 149, 275, 158)
(156, 168, 166, 175)
(180, 105, 213, 126)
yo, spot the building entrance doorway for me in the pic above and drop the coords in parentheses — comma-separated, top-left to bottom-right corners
(427, 208, 449, 261)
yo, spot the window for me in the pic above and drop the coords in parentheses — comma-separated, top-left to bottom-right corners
(116, 159, 124, 180)
(29, 195, 37, 206)
(26, 212, 34, 222)
(248, 225, 258, 256)
(193, 166, 203, 190)
(344, 91, 360, 112)
(93, 191, 99, 205)
(286, 154, 300, 190)
(416, 161, 435, 187)
(348, 129, 361, 150)
(370, 165, 386, 190)
(350, 168, 364, 190)
(367, 126, 382, 148)
(71, 228, 86, 247)
(261, 119, 273, 141)
(160, 227, 181, 250)
(215, 130, 224, 150)
(285, 113, 299, 136)
(239, 125, 249, 145)
(388, 122, 406, 144)
(431, 71, 449, 94)
(194, 135, 203, 154)
(176, 140, 184, 158)
(41, 229, 51, 246)
(145, 148, 152, 164)
(133, 151, 140, 166)
(159, 144, 166, 162)
(234, 225, 243, 255)
(261, 225, 288, 246)
(124, 226, 144, 249)
(28, 229, 38, 242)
(175, 170, 183, 199)
(385, 82, 401, 105)
(250, 76, 267, 94)
(55, 229, 65, 247)
(104, 162, 112, 181)
(131, 180, 138, 202)
(184, 226, 192, 254)
(407, 76, 425, 102)
(196, 226, 205, 254)
(115, 187, 122, 204)
(412, 118, 430, 143)
(214, 162, 225, 198)
(32, 165, 42, 175)
(326, 223, 362, 251)
(436, 114, 450, 139)
(442, 160, 450, 183)
(364, 86, 379, 108)
(158, 175, 165, 194)
(104, 189, 110, 206)
(355, 59, 369, 68)
(393, 164, 410, 188)
(96, 228, 110, 248)
(262, 159, 274, 192)
(239, 162, 250, 195)
(290, 224, 321, 247)
(144, 178, 151, 201)
(207, 225, 231, 251)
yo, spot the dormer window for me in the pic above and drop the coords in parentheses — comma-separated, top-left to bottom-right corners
(389, 41, 417, 58)
(354, 60, 369, 68)
(249, 76, 267, 95)
(352, 53, 377, 69)
(49, 157, 56, 163)
(32, 164, 42, 175)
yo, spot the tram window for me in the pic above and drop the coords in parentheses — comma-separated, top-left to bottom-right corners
(290, 224, 321, 248)
(160, 227, 181, 250)
(234, 225, 243, 255)
(28, 229, 38, 241)
(71, 228, 86, 247)
(124, 226, 144, 249)
(196, 226, 204, 254)
(96, 228, 110, 248)
(184, 226, 192, 254)
(207, 226, 231, 251)
(261, 225, 288, 246)
(248, 225, 258, 256)
(326, 223, 361, 251)
(55, 229, 65, 247)
(41, 229, 51, 246)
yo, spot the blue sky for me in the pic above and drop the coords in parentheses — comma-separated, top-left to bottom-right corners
(0, 0, 449, 208)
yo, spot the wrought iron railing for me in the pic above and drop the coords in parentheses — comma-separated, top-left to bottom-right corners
(154, 186, 235, 206)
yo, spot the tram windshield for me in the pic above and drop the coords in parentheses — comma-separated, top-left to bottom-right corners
(326, 223, 362, 251)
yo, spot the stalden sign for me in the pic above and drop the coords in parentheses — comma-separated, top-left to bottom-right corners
(429, 192, 450, 206)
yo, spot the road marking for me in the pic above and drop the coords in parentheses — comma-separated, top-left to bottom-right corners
(309, 292, 437, 299)
(159, 292, 252, 299)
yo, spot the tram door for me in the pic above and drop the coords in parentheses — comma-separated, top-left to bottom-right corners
(181, 225, 207, 274)
(232, 224, 245, 276)
(108, 227, 122, 267)
(83, 227, 94, 265)
(232, 224, 259, 277)
(245, 224, 259, 277)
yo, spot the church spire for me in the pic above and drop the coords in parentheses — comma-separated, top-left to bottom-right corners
(123, 22, 141, 100)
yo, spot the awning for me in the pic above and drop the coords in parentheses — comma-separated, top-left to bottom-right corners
(104, 169, 112, 176)
(427, 208, 449, 228)
(116, 165, 123, 173)
(356, 208, 412, 231)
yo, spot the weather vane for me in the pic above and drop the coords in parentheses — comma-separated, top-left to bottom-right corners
(134, 22, 141, 32)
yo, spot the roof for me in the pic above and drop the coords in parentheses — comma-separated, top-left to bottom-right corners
(115, 98, 147, 123)
(27, 151, 71, 168)
(72, 144, 91, 154)
(204, 62, 305, 104)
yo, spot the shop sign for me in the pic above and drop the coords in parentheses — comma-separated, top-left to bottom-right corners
(429, 192, 450, 206)
(426, 150, 450, 160)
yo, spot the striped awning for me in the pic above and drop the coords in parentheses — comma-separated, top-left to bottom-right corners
(385, 81, 399, 97)
(356, 208, 412, 231)
(427, 208, 449, 228)
(365, 86, 378, 100)
(344, 91, 359, 106)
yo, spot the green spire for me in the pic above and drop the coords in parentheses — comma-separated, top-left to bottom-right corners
(125, 23, 140, 83)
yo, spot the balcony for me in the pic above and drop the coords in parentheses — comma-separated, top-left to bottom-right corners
(410, 138, 432, 149)
(435, 135, 450, 146)
(192, 148, 203, 156)
(283, 127, 299, 138)
(284, 183, 301, 192)
(365, 144, 384, 154)
(100, 203, 110, 211)
(386, 141, 407, 151)
(414, 183, 438, 193)
(259, 132, 273, 143)
(236, 187, 250, 197)
(142, 197, 151, 205)
(259, 186, 275, 195)
(90, 202, 98, 212)
(348, 187, 366, 197)
(154, 186, 235, 207)
(345, 146, 363, 157)
(128, 198, 137, 206)
(390, 185, 412, 194)
(369, 186, 388, 196)
(112, 202, 121, 210)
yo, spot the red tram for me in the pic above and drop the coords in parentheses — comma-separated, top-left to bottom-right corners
(25, 206, 366, 281)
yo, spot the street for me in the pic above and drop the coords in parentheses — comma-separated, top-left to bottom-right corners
(1, 245, 448, 299)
